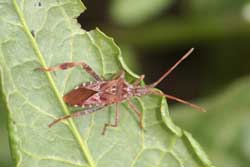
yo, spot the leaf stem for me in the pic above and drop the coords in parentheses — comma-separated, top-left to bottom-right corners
(12, 0, 95, 166)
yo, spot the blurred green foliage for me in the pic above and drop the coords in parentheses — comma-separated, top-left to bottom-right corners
(189, 0, 248, 18)
(172, 76, 250, 167)
(110, 0, 172, 26)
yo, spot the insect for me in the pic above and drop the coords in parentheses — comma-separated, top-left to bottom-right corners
(36, 48, 205, 135)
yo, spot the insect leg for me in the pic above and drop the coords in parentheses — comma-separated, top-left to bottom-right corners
(102, 104, 120, 135)
(133, 75, 145, 86)
(112, 70, 125, 79)
(48, 107, 103, 128)
(36, 62, 102, 81)
(127, 100, 144, 129)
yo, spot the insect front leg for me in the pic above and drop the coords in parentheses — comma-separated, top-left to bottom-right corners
(127, 100, 144, 129)
(48, 107, 103, 128)
(112, 70, 125, 79)
(133, 75, 145, 86)
(102, 104, 120, 135)
(36, 62, 102, 81)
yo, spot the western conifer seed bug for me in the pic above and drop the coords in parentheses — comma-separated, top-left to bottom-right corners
(36, 48, 205, 135)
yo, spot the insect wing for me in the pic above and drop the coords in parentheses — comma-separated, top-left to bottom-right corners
(63, 87, 97, 106)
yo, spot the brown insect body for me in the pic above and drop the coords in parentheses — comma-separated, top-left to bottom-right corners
(37, 48, 205, 135)
(64, 75, 151, 108)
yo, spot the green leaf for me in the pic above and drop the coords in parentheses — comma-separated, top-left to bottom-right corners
(109, 0, 172, 26)
(172, 76, 250, 166)
(117, 45, 141, 74)
(0, 89, 13, 166)
(0, 0, 214, 166)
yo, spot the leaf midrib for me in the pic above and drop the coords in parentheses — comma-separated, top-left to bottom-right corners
(12, 0, 95, 166)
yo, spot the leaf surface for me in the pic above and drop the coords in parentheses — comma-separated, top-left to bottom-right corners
(0, 0, 214, 166)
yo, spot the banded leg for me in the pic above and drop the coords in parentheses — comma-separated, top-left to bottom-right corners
(36, 62, 102, 81)
(48, 107, 103, 128)
(133, 75, 145, 86)
(102, 104, 120, 135)
(127, 100, 144, 129)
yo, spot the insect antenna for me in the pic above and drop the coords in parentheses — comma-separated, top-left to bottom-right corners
(150, 48, 194, 87)
(147, 48, 205, 112)
(152, 90, 206, 112)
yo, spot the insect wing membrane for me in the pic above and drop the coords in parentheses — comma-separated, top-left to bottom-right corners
(63, 87, 97, 106)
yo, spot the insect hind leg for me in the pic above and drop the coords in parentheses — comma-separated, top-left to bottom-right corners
(128, 100, 144, 129)
(102, 104, 120, 135)
(48, 107, 103, 128)
(36, 62, 102, 81)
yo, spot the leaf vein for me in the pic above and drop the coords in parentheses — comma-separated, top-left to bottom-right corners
(20, 148, 87, 167)
(12, 0, 95, 166)
(130, 98, 145, 167)
(96, 141, 118, 165)
(58, 6, 75, 94)
(86, 32, 105, 76)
